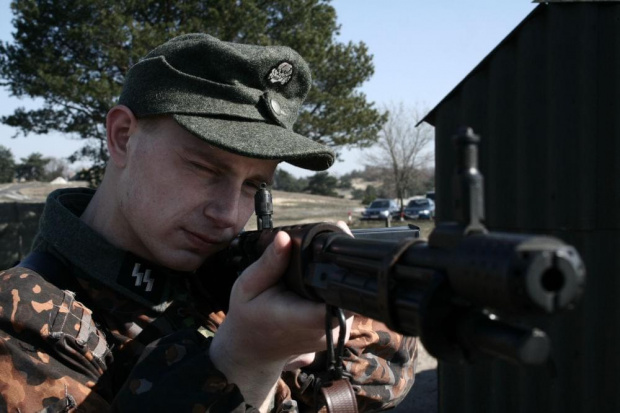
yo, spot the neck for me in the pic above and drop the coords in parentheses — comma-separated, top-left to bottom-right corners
(80, 176, 128, 252)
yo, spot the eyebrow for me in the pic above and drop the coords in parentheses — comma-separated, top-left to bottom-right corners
(182, 145, 275, 186)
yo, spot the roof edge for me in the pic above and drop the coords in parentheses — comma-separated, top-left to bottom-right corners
(419, 3, 545, 127)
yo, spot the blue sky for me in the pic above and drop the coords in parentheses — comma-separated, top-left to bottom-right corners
(0, 0, 537, 176)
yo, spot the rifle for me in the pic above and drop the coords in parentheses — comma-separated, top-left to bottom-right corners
(226, 127, 585, 366)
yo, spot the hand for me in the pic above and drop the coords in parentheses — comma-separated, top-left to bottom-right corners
(335, 219, 353, 236)
(210, 230, 352, 411)
(282, 220, 355, 371)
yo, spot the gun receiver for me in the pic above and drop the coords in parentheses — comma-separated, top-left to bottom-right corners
(230, 127, 585, 365)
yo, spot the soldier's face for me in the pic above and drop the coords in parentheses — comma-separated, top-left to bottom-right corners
(116, 117, 279, 271)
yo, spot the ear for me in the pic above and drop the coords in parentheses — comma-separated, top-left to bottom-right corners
(106, 105, 139, 168)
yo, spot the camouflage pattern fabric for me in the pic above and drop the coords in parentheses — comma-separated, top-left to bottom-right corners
(284, 319, 417, 412)
(0, 267, 111, 412)
(0, 188, 417, 412)
(0, 267, 416, 412)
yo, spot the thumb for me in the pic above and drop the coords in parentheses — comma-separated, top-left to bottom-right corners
(233, 231, 292, 302)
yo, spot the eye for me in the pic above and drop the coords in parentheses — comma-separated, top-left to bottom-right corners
(243, 180, 262, 193)
(190, 161, 215, 174)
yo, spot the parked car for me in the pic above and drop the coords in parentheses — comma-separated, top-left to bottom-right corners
(404, 198, 435, 220)
(361, 198, 400, 220)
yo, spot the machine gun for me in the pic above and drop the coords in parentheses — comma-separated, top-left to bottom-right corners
(226, 127, 585, 366)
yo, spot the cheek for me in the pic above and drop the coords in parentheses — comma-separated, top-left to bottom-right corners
(135, 178, 201, 225)
(121, 165, 185, 228)
(121, 180, 162, 230)
(238, 197, 256, 225)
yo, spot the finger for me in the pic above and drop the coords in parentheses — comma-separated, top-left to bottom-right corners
(283, 353, 317, 371)
(335, 220, 353, 237)
(234, 231, 292, 302)
(268, 289, 328, 331)
(344, 313, 354, 341)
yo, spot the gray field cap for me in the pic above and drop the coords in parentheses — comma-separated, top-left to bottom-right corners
(118, 33, 334, 171)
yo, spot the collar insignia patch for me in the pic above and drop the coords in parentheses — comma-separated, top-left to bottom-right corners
(117, 255, 168, 304)
(132, 263, 155, 292)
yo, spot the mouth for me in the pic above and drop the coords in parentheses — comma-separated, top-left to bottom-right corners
(183, 228, 229, 253)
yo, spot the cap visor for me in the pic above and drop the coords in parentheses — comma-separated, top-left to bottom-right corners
(173, 114, 334, 171)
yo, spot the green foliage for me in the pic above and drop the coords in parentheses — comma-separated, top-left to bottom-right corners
(361, 185, 377, 205)
(306, 171, 338, 197)
(0, 0, 385, 175)
(341, 166, 385, 183)
(273, 168, 308, 193)
(337, 175, 352, 189)
(0, 145, 15, 183)
(409, 167, 435, 196)
(74, 165, 106, 188)
(350, 188, 364, 200)
(15, 152, 50, 181)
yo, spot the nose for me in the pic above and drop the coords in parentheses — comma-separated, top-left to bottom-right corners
(203, 182, 241, 229)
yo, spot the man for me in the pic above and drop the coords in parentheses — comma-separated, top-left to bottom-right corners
(0, 34, 416, 412)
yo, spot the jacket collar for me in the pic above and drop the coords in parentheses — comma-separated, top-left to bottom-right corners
(35, 187, 191, 312)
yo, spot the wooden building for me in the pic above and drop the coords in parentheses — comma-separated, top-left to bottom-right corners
(422, 1, 620, 412)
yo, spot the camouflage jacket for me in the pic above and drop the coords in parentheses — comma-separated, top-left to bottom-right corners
(0, 188, 417, 412)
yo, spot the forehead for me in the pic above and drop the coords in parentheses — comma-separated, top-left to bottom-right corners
(139, 116, 280, 181)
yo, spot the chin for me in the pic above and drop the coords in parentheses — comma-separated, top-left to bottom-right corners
(169, 262, 202, 272)
(158, 251, 207, 273)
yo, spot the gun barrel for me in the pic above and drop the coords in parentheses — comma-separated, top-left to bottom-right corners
(227, 222, 585, 364)
(229, 223, 585, 335)
(305, 229, 584, 316)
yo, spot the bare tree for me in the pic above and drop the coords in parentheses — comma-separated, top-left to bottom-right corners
(363, 102, 434, 212)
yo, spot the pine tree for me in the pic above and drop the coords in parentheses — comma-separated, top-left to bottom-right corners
(15, 153, 50, 181)
(0, 145, 15, 183)
(0, 0, 385, 177)
(306, 171, 338, 197)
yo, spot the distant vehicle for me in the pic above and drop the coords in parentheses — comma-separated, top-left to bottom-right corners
(426, 191, 435, 200)
(404, 198, 435, 220)
(361, 198, 400, 220)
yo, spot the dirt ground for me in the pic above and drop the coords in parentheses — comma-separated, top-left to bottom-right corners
(0, 181, 87, 203)
(245, 189, 367, 229)
(248, 189, 435, 234)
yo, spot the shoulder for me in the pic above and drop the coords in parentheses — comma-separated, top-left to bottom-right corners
(0, 266, 67, 329)
(0, 266, 112, 371)
(0, 267, 113, 411)
(0, 266, 70, 332)
(0, 265, 63, 299)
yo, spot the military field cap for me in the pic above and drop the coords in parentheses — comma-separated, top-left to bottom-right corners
(118, 33, 334, 171)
